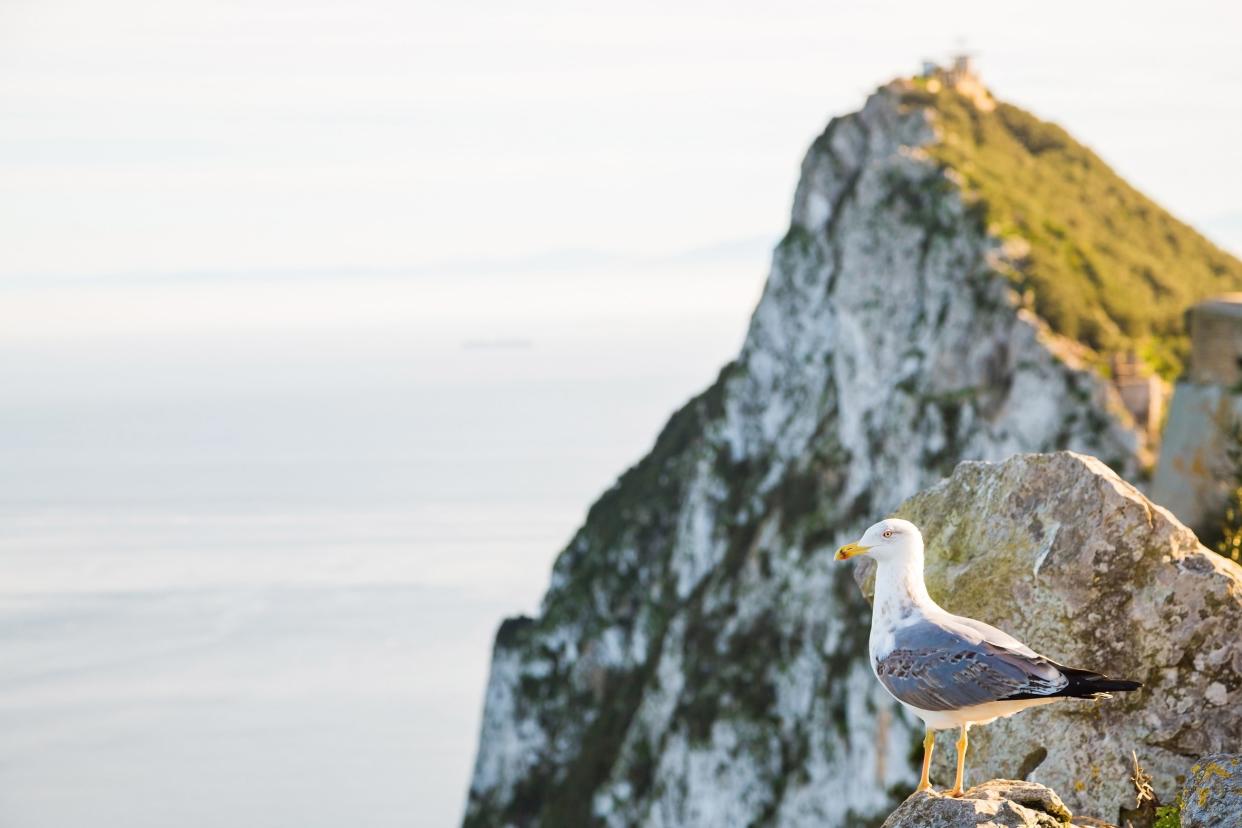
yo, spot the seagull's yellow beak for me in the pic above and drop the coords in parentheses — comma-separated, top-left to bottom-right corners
(835, 543, 870, 561)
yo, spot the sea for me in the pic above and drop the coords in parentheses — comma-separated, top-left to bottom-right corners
(0, 253, 766, 827)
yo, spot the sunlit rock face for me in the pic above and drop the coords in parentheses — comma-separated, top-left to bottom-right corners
(463, 81, 1143, 828)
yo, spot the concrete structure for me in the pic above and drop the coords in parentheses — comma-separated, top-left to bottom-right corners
(1151, 295, 1242, 535)
(1186, 294, 1242, 386)
(945, 52, 976, 85)
(918, 52, 994, 112)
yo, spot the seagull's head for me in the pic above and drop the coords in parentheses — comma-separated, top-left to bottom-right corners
(835, 518, 923, 563)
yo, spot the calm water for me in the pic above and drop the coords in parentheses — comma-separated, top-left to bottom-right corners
(0, 261, 764, 827)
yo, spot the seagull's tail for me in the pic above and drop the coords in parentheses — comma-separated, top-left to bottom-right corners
(1054, 665, 1142, 699)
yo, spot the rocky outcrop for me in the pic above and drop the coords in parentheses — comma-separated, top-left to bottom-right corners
(880, 780, 1076, 827)
(464, 79, 1148, 827)
(1178, 754, 1242, 828)
(879, 453, 1242, 820)
(1151, 381, 1242, 535)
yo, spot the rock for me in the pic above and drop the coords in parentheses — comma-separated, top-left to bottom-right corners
(881, 780, 1073, 827)
(879, 453, 1242, 821)
(464, 79, 1163, 827)
(1179, 753, 1242, 828)
(1150, 381, 1242, 536)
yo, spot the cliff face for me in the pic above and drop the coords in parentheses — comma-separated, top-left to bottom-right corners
(464, 81, 1146, 827)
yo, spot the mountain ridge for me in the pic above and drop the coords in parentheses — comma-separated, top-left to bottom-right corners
(905, 78, 1242, 378)
(463, 76, 1222, 827)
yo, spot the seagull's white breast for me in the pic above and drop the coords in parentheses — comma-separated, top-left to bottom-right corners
(868, 600, 924, 667)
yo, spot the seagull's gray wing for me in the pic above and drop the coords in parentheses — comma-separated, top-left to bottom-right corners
(875, 618, 1068, 711)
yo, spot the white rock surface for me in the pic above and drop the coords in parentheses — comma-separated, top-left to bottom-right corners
(881, 780, 1074, 828)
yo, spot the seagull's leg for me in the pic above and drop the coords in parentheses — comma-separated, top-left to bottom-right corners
(915, 728, 935, 792)
(947, 724, 969, 797)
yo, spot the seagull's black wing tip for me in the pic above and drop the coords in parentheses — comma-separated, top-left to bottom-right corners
(1058, 667, 1142, 698)
(1006, 664, 1142, 701)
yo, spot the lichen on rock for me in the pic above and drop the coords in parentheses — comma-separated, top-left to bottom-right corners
(1178, 753, 1242, 828)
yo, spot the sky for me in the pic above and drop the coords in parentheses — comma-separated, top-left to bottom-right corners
(1, 0, 1240, 294)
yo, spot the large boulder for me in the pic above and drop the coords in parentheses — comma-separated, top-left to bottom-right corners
(880, 780, 1076, 827)
(870, 452, 1242, 821)
(1178, 753, 1242, 828)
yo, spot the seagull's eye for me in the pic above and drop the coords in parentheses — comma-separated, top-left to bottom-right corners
(882, 529, 894, 538)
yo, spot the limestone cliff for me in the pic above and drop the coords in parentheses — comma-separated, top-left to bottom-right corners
(463, 79, 1151, 827)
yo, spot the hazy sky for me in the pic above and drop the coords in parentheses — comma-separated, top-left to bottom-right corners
(2, 0, 1240, 290)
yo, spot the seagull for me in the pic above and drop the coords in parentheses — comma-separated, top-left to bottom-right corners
(835, 518, 1141, 797)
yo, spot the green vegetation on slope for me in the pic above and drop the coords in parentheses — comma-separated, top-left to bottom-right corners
(902, 80, 1242, 380)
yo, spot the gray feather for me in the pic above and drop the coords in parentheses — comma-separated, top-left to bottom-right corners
(874, 618, 1067, 711)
